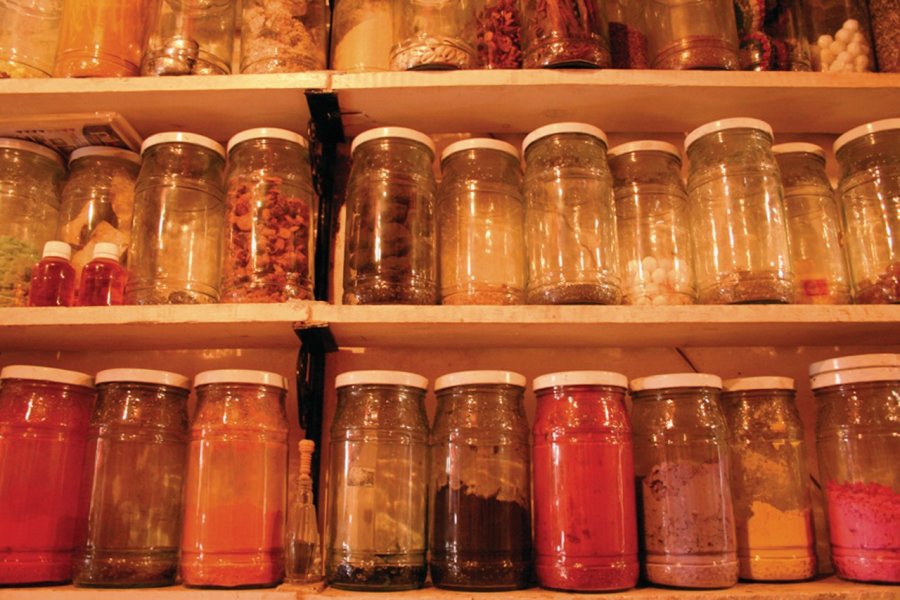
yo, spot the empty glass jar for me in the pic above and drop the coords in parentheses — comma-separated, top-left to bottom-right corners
(142, 0, 236, 75)
(54, 0, 151, 76)
(0, 0, 62, 77)
(240, 0, 327, 72)
(520, 0, 611, 67)
(805, 0, 874, 72)
(645, 0, 740, 69)
(391, 0, 477, 69)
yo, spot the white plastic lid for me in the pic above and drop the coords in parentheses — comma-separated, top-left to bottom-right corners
(811, 366, 900, 390)
(141, 131, 225, 158)
(42, 240, 71, 260)
(809, 353, 900, 377)
(194, 369, 288, 390)
(684, 118, 774, 152)
(533, 370, 629, 390)
(335, 370, 428, 390)
(834, 118, 900, 155)
(69, 145, 141, 166)
(227, 127, 309, 154)
(441, 138, 519, 163)
(95, 368, 190, 389)
(631, 372, 723, 392)
(771, 142, 826, 159)
(722, 376, 795, 392)
(91, 242, 120, 261)
(1, 365, 93, 388)
(435, 370, 526, 391)
(0, 137, 64, 166)
(607, 140, 681, 161)
(522, 122, 608, 154)
(350, 127, 435, 155)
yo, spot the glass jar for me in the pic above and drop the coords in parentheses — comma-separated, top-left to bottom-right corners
(474, 0, 523, 67)
(520, 0, 611, 67)
(631, 373, 738, 589)
(73, 368, 190, 588)
(532, 371, 638, 592)
(772, 143, 850, 304)
(142, 0, 236, 75)
(330, 0, 393, 71)
(222, 128, 316, 303)
(0, 0, 62, 77)
(240, 0, 327, 73)
(343, 127, 438, 304)
(810, 353, 900, 583)
(522, 123, 620, 304)
(608, 140, 695, 305)
(326, 370, 429, 590)
(645, 0, 740, 69)
(739, 0, 811, 70)
(54, 0, 151, 76)
(0, 138, 65, 307)
(868, 0, 899, 72)
(833, 119, 900, 304)
(126, 132, 226, 305)
(181, 369, 289, 587)
(720, 377, 816, 582)
(685, 118, 793, 304)
(804, 0, 874, 72)
(437, 139, 525, 305)
(0, 365, 95, 584)
(390, 0, 477, 69)
(607, 0, 649, 68)
(430, 370, 531, 590)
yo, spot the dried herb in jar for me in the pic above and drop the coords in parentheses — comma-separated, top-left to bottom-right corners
(525, 0, 610, 67)
(476, 0, 523, 68)
(609, 21, 648, 68)
(242, 0, 325, 73)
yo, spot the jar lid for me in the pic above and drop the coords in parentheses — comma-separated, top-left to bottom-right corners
(722, 376, 795, 392)
(522, 122, 608, 154)
(350, 127, 435, 156)
(435, 370, 526, 391)
(834, 118, 900, 155)
(684, 118, 774, 152)
(607, 140, 681, 161)
(335, 370, 428, 390)
(811, 366, 900, 390)
(0, 137, 64, 167)
(68, 145, 141, 166)
(771, 142, 826, 159)
(141, 131, 225, 158)
(0, 365, 93, 388)
(42, 240, 71, 260)
(91, 242, 120, 261)
(631, 372, 723, 392)
(227, 127, 309, 154)
(809, 353, 900, 377)
(440, 138, 519, 163)
(194, 369, 288, 390)
(95, 368, 190, 389)
(533, 370, 628, 390)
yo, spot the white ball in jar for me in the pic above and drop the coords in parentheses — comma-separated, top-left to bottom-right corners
(855, 54, 870, 71)
(652, 294, 670, 306)
(817, 34, 834, 48)
(829, 40, 846, 55)
(641, 256, 658, 272)
(836, 28, 852, 44)
(819, 48, 835, 66)
(651, 267, 667, 284)
(843, 18, 859, 33)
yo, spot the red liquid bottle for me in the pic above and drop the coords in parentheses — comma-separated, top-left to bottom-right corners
(28, 241, 76, 306)
(78, 242, 127, 306)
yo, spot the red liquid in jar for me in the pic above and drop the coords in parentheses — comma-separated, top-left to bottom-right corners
(28, 256, 76, 306)
(78, 257, 127, 306)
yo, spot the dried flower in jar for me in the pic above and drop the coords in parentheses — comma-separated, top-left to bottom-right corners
(476, 0, 523, 68)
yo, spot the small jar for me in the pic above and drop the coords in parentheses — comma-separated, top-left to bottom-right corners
(330, 0, 393, 71)
(522, 123, 621, 305)
(73, 369, 190, 588)
(608, 141, 695, 305)
(739, 0, 811, 70)
(805, 0, 874, 72)
(437, 139, 525, 305)
(833, 120, 900, 304)
(810, 353, 900, 584)
(685, 118, 793, 304)
(326, 371, 429, 590)
(520, 0, 611, 67)
(607, 0, 649, 68)
(54, 0, 150, 76)
(0, 0, 62, 77)
(0, 365, 95, 585)
(631, 373, 738, 589)
(645, 0, 740, 69)
(142, 0, 236, 75)
(241, 0, 327, 73)
(533, 371, 638, 592)
(181, 369, 290, 587)
(772, 143, 850, 304)
(868, 0, 899, 72)
(127, 132, 226, 305)
(720, 377, 816, 582)
(343, 127, 438, 305)
(0, 138, 65, 306)
(474, 0, 523, 68)
(222, 128, 316, 303)
(391, 0, 477, 70)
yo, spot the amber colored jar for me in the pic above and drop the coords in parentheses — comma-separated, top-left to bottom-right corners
(54, 0, 152, 76)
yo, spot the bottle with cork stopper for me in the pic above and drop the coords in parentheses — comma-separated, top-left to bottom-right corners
(285, 439, 322, 584)
(78, 242, 127, 306)
(28, 241, 77, 307)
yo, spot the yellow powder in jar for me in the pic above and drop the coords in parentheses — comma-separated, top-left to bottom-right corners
(738, 500, 816, 581)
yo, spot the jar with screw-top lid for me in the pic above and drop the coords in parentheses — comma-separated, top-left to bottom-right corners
(142, 0, 236, 75)
(520, 0, 611, 67)
(805, 0, 874, 72)
(645, 0, 740, 69)
(54, 0, 151, 76)
(0, 0, 62, 77)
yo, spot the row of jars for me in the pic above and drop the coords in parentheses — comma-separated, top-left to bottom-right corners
(344, 118, 900, 306)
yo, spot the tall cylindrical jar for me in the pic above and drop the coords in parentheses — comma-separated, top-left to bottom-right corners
(810, 353, 900, 583)
(720, 377, 816, 581)
(430, 371, 531, 590)
(326, 371, 429, 590)
(804, 0, 874, 72)
(608, 141, 695, 305)
(390, 0, 477, 69)
(0, 0, 62, 77)
(73, 369, 190, 588)
(868, 0, 899, 72)
(533, 371, 638, 592)
(607, 0, 649, 68)
(343, 127, 438, 304)
(222, 128, 316, 303)
(631, 373, 738, 589)
(240, 0, 327, 72)
(181, 369, 289, 587)
(685, 118, 793, 304)
(520, 0, 611, 67)
(127, 132, 226, 305)
(833, 120, 900, 304)
(474, 0, 523, 67)
(54, 0, 151, 76)
(437, 139, 525, 305)
(645, 0, 740, 69)
(522, 123, 621, 304)
(330, 0, 393, 71)
(142, 0, 236, 75)
(0, 365, 95, 585)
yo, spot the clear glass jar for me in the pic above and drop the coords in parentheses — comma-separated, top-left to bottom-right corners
(0, 138, 64, 307)
(222, 128, 316, 303)
(868, 0, 899, 72)
(437, 139, 525, 305)
(773, 143, 851, 304)
(630, 373, 738, 589)
(54, 0, 151, 76)
(607, 0, 649, 68)
(810, 354, 900, 583)
(240, 0, 327, 73)
(0, 365, 95, 585)
(330, 0, 393, 71)
(181, 369, 289, 587)
(326, 371, 429, 590)
(645, 0, 740, 69)
(522, 123, 621, 304)
(805, 0, 874, 72)
(390, 0, 477, 70)
(738, 0, 811, 70)
(0, 0, 62, 77)
(520, 0, 611, 67)
(533, 371, 638, 592)
(126, 132, 226, 305)
(833, 119, 900, 304)
(474, 0, 523, 67)
(142, 0, 235, 75)
(430, 371, 531, 590)
(720, 377, 816, 581)
(343, 127, 438, 305)
(608, 141, 695, 305)
(685, 118, 793, 304)
(73, 369, 190, 588)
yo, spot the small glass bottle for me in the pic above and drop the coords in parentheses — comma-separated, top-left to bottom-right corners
(520, 0, 611, 67)
(607, 0, 649, 68)
(0, 0, 62, 77)
(868, 0, 899, 72)
(645, 0, 740, 69)
(28, 240, 76, 307)
(142, 0, 236, 75)
(474, 0, 523, 68)
(437, 139, 525, 305)
(285, 439, 323, 583)
(522, 122, 621, 305)
(391, 0, 477, 69)
(805, 0, 874, 72)
(54, 0, 151, 76)
(330, 0, 393, 71)
(241, 0, 327, 73)
(77, 242, 127, 306)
